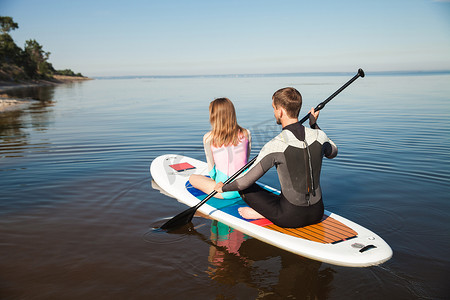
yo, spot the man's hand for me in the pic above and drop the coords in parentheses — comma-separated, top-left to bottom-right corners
(309, 107, 320, 126)
(214, 182, 224, 193)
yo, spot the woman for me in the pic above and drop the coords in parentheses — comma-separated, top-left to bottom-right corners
(189, 97, 251, 199)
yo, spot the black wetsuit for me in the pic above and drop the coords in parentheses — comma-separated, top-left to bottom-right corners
(222, 122, 338, 228)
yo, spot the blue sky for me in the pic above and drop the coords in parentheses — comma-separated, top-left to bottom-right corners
(1, 0, 449, 76)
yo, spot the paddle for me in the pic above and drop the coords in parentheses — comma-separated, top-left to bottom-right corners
(160, 68, 365, 230)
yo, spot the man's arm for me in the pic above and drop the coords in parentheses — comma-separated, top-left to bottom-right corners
(215, 142, 279, 193)
(309, 107, 337, 158)
(221, 161, 267, 192)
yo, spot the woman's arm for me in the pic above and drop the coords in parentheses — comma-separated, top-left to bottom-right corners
(203, 132, 215, 173)
(245, 128, 252, 162)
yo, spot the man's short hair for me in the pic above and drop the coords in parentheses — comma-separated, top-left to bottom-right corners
(272, 87, 302, 118)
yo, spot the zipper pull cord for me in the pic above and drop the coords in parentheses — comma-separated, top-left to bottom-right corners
(304, 140, 316, 197)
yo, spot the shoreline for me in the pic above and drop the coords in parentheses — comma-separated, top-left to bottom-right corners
(0, 75, 92, 93)
(0, 75, 92, 112)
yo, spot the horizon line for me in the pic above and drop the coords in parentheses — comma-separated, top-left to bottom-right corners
(92, 69, 450, 79)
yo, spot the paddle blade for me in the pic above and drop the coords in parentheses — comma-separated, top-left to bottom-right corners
(160, 206, 196, 230)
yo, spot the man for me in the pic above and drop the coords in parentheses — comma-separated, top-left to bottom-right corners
(214, 87, 338, 228)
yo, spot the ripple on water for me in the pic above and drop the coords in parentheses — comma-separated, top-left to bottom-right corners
(142, 218, 214, 280)
(144, 216, 209, 244)
(326, 203, 406, 237)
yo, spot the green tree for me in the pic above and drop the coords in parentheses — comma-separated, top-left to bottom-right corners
(1, 16, 82, 80)
(0, 16, 30, 79)
(0, 16, 18, 34)
(24, 39, 53, 77)
(0, 34, 21, 62)
(0, 16, 21, 65)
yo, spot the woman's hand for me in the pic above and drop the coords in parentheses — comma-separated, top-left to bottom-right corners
(214, 182, 224, 193)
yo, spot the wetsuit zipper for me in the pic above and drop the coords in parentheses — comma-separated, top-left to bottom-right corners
(303, 140, 316, 205)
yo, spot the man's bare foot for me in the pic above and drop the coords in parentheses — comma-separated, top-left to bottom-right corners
(238, 207, 264, 219)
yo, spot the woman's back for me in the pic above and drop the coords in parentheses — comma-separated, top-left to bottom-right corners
(209, 132, 249, 177)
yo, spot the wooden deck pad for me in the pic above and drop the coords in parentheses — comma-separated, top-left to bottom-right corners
(262, 215, 358, 244)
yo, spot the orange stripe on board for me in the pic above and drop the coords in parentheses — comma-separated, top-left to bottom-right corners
(263, 215, 357, 244)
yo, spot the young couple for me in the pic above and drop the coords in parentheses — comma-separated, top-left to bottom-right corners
(189, 87, 337, 228)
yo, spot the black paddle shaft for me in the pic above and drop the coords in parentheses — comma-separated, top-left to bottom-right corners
(299, 68, 365, 124)
(159, 68, 365, 230)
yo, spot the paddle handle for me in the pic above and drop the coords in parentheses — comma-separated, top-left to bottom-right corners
(194, 68, 365, 210)
(299, 68, 365, 124)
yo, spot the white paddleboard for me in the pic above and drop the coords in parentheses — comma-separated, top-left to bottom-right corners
(150, 154, 392, 267)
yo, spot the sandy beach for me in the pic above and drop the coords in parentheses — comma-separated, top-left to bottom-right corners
(0, 94, 31, 111)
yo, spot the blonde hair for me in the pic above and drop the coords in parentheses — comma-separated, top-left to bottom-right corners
(209, 98, 245, 147)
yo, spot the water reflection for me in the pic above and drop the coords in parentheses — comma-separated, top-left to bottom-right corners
(160, 218, 334, 298)
(0, 109, 28, 142)
(0, 86, 55, 157)
(205, 220, 334, 298)
(4, 85, 56, 101)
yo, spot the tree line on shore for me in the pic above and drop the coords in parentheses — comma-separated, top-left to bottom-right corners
(0, 16, 85, 82)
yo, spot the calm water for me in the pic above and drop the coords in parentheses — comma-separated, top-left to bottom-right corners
(1, 73, 449, 299)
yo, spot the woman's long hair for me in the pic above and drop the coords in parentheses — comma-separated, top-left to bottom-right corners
(209, 98, 245, 147)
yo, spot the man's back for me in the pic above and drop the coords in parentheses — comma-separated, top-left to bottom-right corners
(223, 122, 337, 207)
